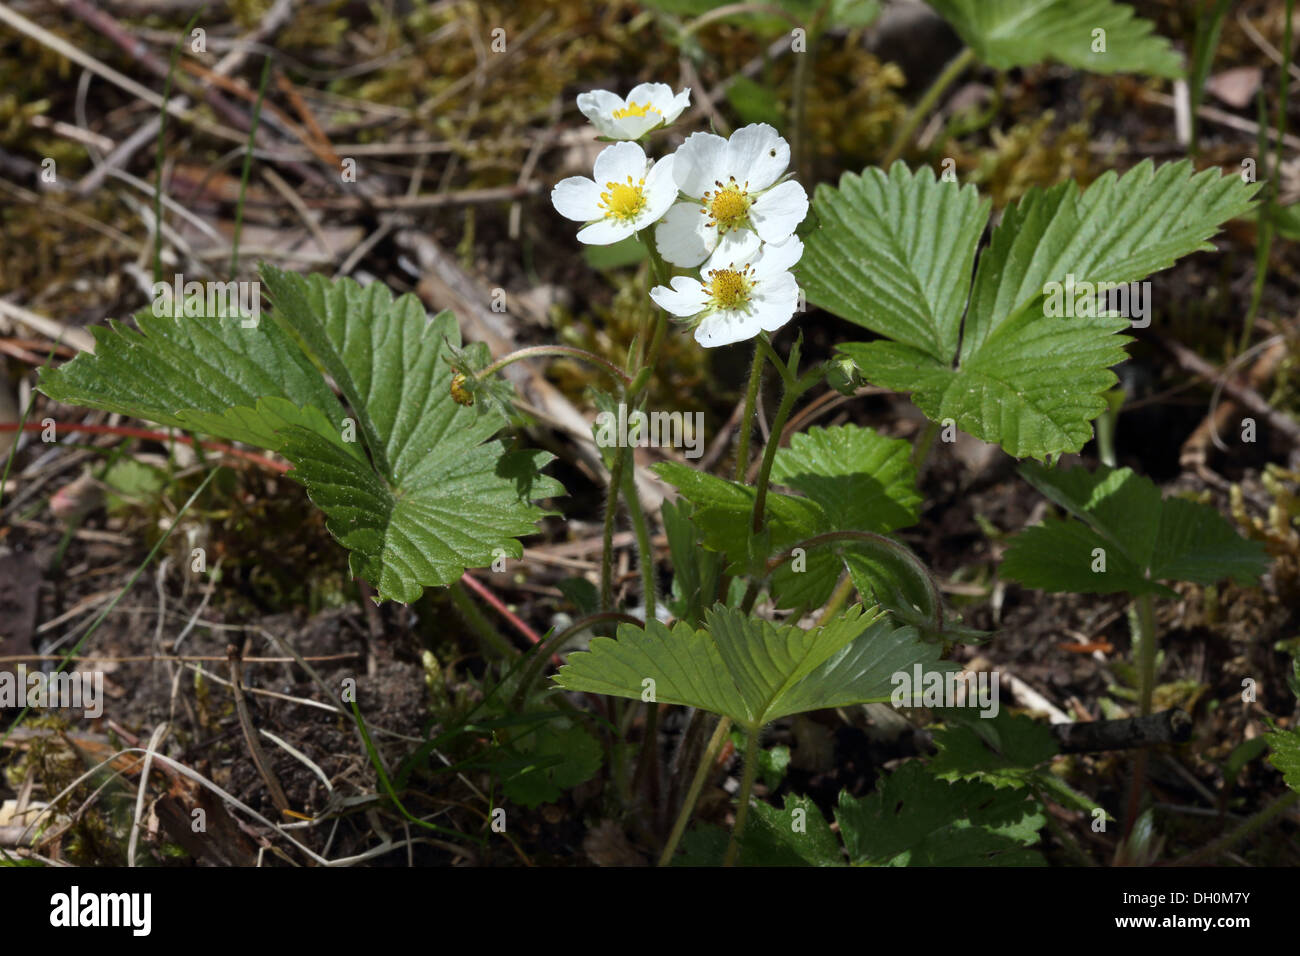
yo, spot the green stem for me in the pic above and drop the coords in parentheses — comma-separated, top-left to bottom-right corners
(659, 715, 732, 866)
(723, 725, 761, 866)
(623, 452, 656, 623)
(734, 342, 766, 482)
(230, 54, 272, 279)
(882, 47, 976, 168)
(750, 380, 800, 535)
(911, 418, 940, 473)
(511, 611, 642, 710)
(600, 444, 630, 611)
(449, 580, 516, 659)
(790, 14, 819, 184)
(476, 345, 632, 389)
(818, 573, 856, 625)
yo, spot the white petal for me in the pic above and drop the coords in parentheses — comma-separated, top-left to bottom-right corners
(579, 89, 624, 126)
(655, 202, 715, 267)
(749, 272, 800, 332)
(551, 177, 601, 222)
(640, 154, 679, 223)
(724, 123, 789, 191)
(672, 131, 728, 197)
(592, 141, 648, 187)
(662, 88, 691, 123)
(694, 310, 764, 348)
(650, 276, 707, 317)
(751, 180, 808, 243)
(616, 113, 661, 140)
(702, 229, 761, 272)
(753, 234, 803, 277)
(577, 218, 635, 245)
(626, 82, 672, 109)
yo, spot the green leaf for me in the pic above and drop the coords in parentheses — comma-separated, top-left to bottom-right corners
(552, 604, 955, 734)
(39, 268, 563, 604)
(499, 716, 603, 808)
(655, 425, 929, 614)
(259, 267, 562, 602)
(1265, 727, 1300, 795)
(771, 424, 922, 532)
(926, 0, 1183, 77)
(661, 497, 723, 625)
(742, 794, 844, 866)
(1002, 463, 1269, 595)
(39, 306, 352, 453)
(804, 161, 1258, 458)
(930, 709, 1059, 787)
(835, 762, 1047, 865)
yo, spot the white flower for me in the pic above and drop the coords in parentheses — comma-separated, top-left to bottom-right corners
(650, 231, 803, 348)
(577, 83, 691, 140)
(654, 123, 808, 268)
(551, 141, 678, 244)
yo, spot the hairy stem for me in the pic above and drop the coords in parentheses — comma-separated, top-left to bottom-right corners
(723, 725, 761, 866)
(734, 342, 766, 482)
(750, 379, 800, 535)
(476, 345, 632, 389)
(623, 452, 656, 622)
(600, 445, 630, 610)
(659, 715, 732, 866)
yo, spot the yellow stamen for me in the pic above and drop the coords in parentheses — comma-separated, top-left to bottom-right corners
(700, 177, 752, 234)
(599, 175, 647, 222)
(612, 100, 660, 119)
(703, 264, 754, 311)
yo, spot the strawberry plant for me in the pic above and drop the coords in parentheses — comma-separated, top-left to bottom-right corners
(13, 0, 1295, 874)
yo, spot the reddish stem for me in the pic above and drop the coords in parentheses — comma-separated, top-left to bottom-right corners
(459, 570, 544, 647)
(0, 421, 288, 473)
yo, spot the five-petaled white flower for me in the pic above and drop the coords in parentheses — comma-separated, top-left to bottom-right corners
(654, 123, 808, 268)
(650, 231, 803, 348)
(577, 83, 691, 140)
(551, 141, 677, 245)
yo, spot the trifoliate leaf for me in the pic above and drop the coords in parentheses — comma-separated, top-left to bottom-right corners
(552, 604, 955, 734)
(927, 0, 1183, 77)
(39, 267, 562, 603)
(1002, 463, 1268, 596)
(803, 161, 1258, 458)
(835, 762, 1047, 866)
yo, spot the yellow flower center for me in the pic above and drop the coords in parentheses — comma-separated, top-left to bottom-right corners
(703, 264, 754, 311)
(701, 177, 752, 234)
(612, 100, 659, 119)
(600, 175, 647, 222)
